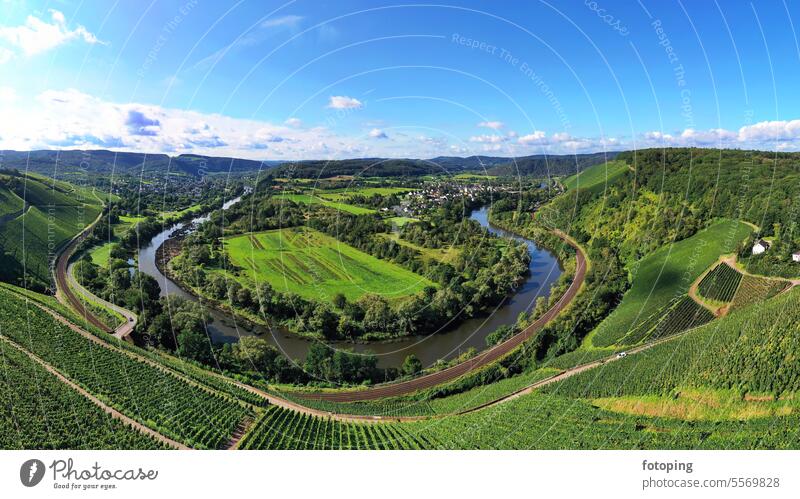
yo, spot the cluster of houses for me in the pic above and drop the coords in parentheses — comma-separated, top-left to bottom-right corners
(752, 239, 800, 262)
(392, 182, 510, 217)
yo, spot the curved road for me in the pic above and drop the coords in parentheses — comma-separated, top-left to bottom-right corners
(54, 212, 137, 340)
(300, 229, 588, 402)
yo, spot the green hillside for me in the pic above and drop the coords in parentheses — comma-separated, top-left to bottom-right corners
(589, 219, 752, 347)
(0, 171, 104, 289)
(562, 160, 629, 193)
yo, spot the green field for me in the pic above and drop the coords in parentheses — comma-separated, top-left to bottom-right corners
(387, 216, 418, 227)
(278, 193, 376, 215)
(224, 227, 434, 302)
(588, 219, 753, 347)
(87, 215, 143, 266)
(317, 187, 413, 201)
(380, 232, 460, 264)
(563, 160, 629, 193)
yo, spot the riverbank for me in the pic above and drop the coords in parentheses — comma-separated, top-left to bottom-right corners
(140, 204, 563, 368)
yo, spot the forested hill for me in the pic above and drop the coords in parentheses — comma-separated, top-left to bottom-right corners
(484, 151, 618, 176)
(536, 147, 800, 266)
(272, 152, 616, 178)
(618, 148, 800, 235)
(0, 150, 280, 177)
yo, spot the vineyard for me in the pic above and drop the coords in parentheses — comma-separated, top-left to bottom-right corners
(0, 282, 268, 407)
(0, 287, 254, 449)
(590, 220, 752, 347)
(697, 263, 743, 302)
(731, 274, 791, 310)
(0, 339, 165, 450)
(239, 406, 437, 450)
(619, 295, 714, 345)
(547, 288, 800, 400)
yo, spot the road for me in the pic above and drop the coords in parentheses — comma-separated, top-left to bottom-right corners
(54, 212, 137, 340)
(299, 229, 588, 402)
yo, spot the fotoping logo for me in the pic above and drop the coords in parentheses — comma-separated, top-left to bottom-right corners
(20, 459, 45, 487)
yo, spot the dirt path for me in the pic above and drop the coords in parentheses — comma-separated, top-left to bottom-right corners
(299, 228, 589, 402)
(66, 261, 137, 341)
(0, 335, 187, 450)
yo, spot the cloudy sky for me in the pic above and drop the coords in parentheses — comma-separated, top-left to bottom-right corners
(1, 0, 800, 160)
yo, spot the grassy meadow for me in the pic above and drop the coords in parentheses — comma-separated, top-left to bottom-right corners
(277, 193, 376, 215)
(563, 160, 629, 193)
(224, 226, 434, 302)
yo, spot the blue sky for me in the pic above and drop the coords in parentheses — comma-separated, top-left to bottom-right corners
(1, 0, 800, 159)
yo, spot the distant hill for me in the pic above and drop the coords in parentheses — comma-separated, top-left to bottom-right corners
(484, 152, 619, 177)
(272, 152, 618, 178)
(0, 169, 106, 290)
(0, 150, 281, 178)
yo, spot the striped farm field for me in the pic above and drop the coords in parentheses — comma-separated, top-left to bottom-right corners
(731, 274, 791, 310)
(224, 227, 434, 302)
(697, 263, 743, 302)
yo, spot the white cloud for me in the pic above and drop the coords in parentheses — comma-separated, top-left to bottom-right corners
(0, 10, 104, 61)
(737, 120, 800, 142)
(477, 121, 504, 130)
(0, 47, 12, 63)
(284, 117, 302, 128)
(327, 95, 363, 110)
(518, 131, 547, 144)
(369, 128, 388, 139)
(0, 86, 17, 104)
(469, 134, 506, 144)
(261, 15, 304, 29)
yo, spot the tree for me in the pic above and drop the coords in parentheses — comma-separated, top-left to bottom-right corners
(176, 328, 214, 365)
(401, 354, 422, 376)
(332, 292, 347, 309)
(233, 337, 283, 379)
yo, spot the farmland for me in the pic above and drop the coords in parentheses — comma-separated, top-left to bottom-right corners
(697, 263, 742, 302)
(277, 193, 376, 215)
(0, 338, 165, 450)
(223, 227, 434, 302)
(562, 160, 629, 193)
(549, 288, 800, 400)
(0, 172, 104, 288)
(588, 219, 753, 347)
(317, 187, 413, 201)
(0, 286, 254, 449)
(731, 274, 791, 310)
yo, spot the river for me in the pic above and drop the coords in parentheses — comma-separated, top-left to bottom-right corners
(138, 203, 562, 368)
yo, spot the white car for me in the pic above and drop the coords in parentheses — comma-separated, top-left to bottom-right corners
(616, 351, 628, 358)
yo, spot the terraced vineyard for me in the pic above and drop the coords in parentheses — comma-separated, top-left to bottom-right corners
(731, 274, 791, 310)
(618, 295, 714, 345)
(0, 287, 254, 449)
(550, 288, 800, 399)
(697, 263, 742, 302)
(0, 339, 165, 450)
(239, 406, 437, 450)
